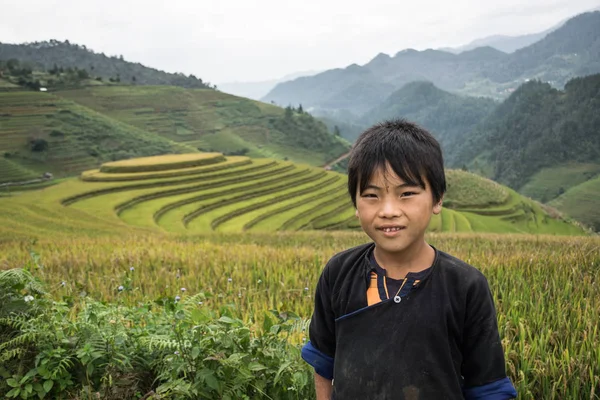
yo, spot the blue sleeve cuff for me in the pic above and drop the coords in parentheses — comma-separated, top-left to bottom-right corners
(301, 341, 334, 380)
(463, 376, 517, 400)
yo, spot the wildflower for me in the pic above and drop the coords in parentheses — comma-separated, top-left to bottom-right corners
(174, 351, 179, 355)
(175, 295, 181, 302)
(304, 287, 309, 291)
(180, 287, 186, 292)
(227, 277, 232, 283)
(118, 285, 124, 292)
(257, 279, 262, 284)
(129, 266, 135, 271)
(24, 295, 34, 303)
(198, 301, 203, 305)
(60, 281, 66, 287)
(302, 337, 306, 342)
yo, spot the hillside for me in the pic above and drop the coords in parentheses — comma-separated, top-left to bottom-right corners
(549, 175, 600, 231)
(0, 90, 194, 179)
(362, 81, 497, 154)
(453, 75, 600, 188)
(56, 86, 349, 167)
(0, 153, 584, 239)
(0, 40, 212, 89)
(263, 11, 600, 117)
(451, 74, 600, 231)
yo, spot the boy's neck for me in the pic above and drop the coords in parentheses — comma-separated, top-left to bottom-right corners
(373, 240, 435, 280)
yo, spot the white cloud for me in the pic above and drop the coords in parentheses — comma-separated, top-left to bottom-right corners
(1, 0, 598, 83)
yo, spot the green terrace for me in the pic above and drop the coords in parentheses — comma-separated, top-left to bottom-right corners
(0, 152, 582, 239)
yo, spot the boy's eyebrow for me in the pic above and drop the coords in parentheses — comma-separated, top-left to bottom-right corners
(362, 182, 418, 191)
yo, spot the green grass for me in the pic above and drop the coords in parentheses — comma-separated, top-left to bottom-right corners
(70, 160, 292, 223)
(119, 164, 312, 229)
(276, 192, 352, 231)
(215, 175, 344, 232)
(549, 175, 600, 231)
(519, 163, 600, 203)
(246, 181, 347, 231)
(445, 170, 509, 208)
(185, 169, 330, 232)
(99, 152, 225, 173)
(81, 156, 253, 181)
(0, 78, 18, 88)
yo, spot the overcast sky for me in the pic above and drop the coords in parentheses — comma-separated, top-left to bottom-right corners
(1, 0, 599, 84)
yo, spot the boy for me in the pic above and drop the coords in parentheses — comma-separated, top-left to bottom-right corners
(301, 120, 517, 400)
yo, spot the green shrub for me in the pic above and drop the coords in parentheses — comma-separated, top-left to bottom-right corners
(0, 260, 313, 400)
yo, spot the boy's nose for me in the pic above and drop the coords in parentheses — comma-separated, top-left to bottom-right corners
(378, 200, 402, 218)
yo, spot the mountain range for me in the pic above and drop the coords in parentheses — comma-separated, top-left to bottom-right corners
(263, 11, 600, 118)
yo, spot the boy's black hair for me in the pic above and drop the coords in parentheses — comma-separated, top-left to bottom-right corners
(347, 119, 446, 207)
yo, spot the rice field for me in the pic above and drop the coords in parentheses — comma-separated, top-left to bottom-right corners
(0, 232, 598, 399)
(0, 153, 584, 241)
(0, 153, 597, 398)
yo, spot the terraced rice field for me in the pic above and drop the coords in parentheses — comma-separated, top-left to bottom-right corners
(0, 153, 584, 239)
(0, 157, 39, 184)
(549, 175, 600, 232)
(0, 90, 190, 178)
(57, 86, 349, 166)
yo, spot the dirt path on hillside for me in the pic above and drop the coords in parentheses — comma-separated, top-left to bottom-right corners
(322, 152, 351, 169)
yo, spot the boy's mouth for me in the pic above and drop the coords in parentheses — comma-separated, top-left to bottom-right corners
(378, 226, 405, 232)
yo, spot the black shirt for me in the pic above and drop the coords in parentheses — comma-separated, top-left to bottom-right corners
(302, 242, 517, 400)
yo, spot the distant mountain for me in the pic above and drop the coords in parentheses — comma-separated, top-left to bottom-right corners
(442, 6, 600, 54)
(218, 70, 320, 101)
(441, 33, 546, 54)
(263, 11, 600, 118)
(363, 81, 497, 156)
(0, 40, 213, 89)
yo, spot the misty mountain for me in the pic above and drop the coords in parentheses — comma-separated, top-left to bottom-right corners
(263, 11, 600, 118)
(0, 40, 212, 89)
(363, 81, 497, 155)
(440, 12, 568, 54)
(218, 70, 320, 100)
(440, 32, 549, 54)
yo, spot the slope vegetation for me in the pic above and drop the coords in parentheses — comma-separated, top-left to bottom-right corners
(57, 86, 349, 166)
(549, 175, 600, 231)
(0, 40, 212, 88)
(0, 90, 193, 177)
(453, 75, 600, 190)
(0, 154, 584, 240)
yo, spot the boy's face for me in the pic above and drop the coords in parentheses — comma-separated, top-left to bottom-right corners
(355, 164, 442, 256)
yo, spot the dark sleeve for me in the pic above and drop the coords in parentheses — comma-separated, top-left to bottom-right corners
(461, 273, 517, 400)
(301, 259, 336, 379)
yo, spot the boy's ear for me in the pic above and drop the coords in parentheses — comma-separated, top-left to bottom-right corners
(433, 197, 443, 215)
(355, 209, 359, 217)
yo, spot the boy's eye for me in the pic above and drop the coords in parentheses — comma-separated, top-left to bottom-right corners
(362, 193, 377, 198)
(401, 191, 417, 197)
